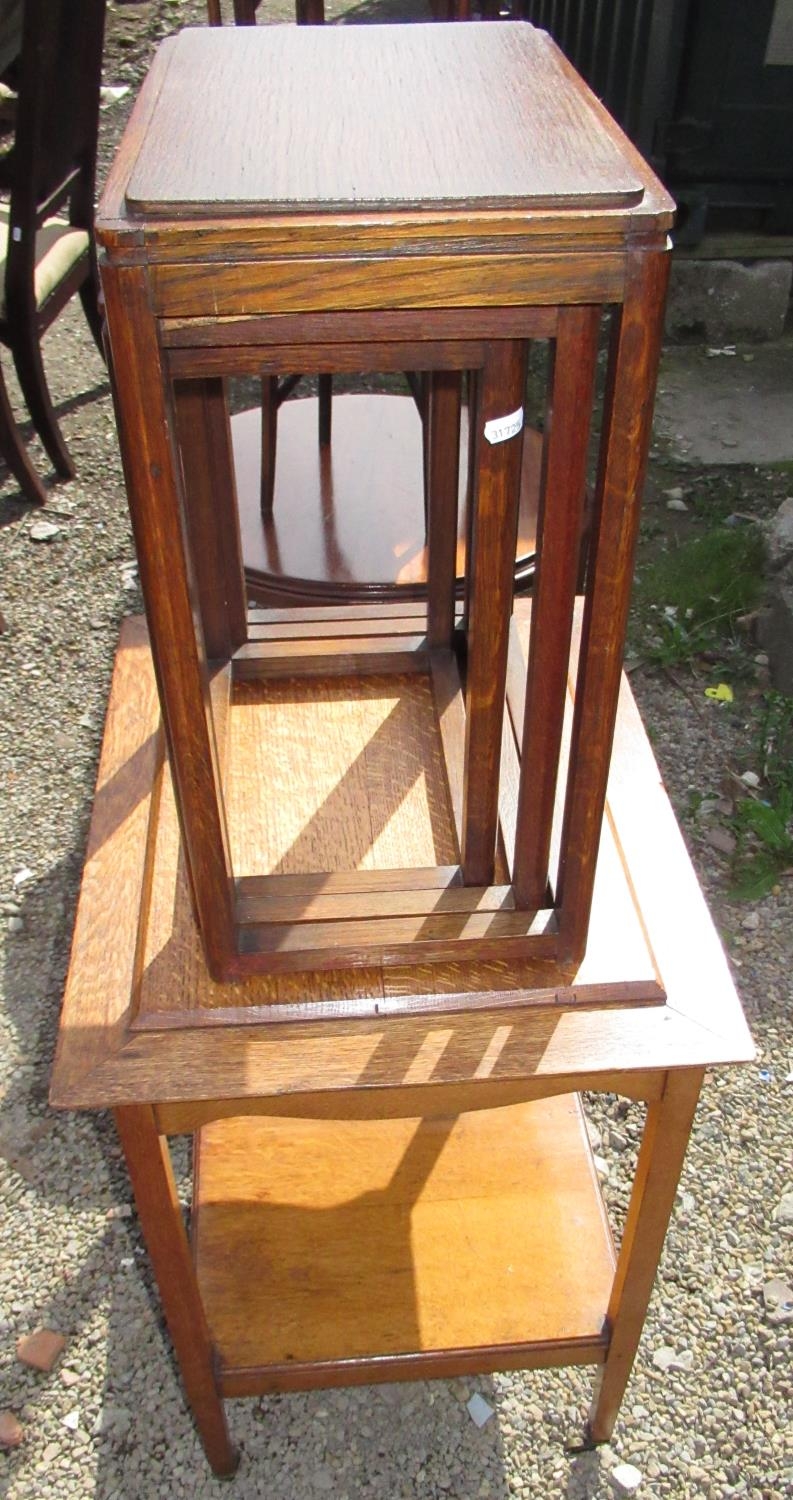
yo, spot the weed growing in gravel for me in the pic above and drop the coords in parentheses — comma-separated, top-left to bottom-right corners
(632, 526, 766, 669)
(730, 691, 793, 900)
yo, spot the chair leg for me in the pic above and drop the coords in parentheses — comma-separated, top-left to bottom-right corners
(78, 267, 105, 361)
(11, 324, 75, 479)
(0, 352, 48, 504)
(318, 373, 332, 447)
(260, 374, 278, 517)
(296, 0, 325, 22)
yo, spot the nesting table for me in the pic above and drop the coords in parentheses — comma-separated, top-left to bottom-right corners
(51, 21, 753, 1477)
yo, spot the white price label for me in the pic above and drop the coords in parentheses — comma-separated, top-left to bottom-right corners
(483, 406, 524, 445)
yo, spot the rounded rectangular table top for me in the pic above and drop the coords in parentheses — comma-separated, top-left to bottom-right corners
(124, 21, 648, 218)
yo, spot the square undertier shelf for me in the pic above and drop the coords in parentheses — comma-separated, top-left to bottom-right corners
(192, 1094, 615, 1397)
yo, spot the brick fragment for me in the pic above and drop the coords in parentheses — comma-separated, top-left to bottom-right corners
(0, 1410, 24, 1449)
(16, 1328, 66, 1373)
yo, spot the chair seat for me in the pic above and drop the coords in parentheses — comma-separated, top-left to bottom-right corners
(0, 202, 88, 320)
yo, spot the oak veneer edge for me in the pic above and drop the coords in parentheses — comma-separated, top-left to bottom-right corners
(49, 619, 162, 1107)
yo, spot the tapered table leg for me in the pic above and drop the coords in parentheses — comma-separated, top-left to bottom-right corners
(588, 1068, 704, 1442)
(114, 1106, 238, 1477)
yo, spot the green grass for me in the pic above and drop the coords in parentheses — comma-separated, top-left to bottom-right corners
(730, 691, 793, 900)
(632, 526, 766, 668)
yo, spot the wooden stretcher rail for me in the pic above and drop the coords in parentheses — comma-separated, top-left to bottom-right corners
(235, 881, 517, 926)
(166, 339, 488, 380)
(217, 1335, 610, 1398)
(237, 867, 464, 899)
(236, 907, 560, 972)
(231, 637, 429, 680)
(248, 600, 446, 625)
(246, 615, 432, 643)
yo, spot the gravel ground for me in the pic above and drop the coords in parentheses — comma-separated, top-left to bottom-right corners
(1, 3, 791, 1497)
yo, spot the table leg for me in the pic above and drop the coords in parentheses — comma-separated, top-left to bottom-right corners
(427, 369, 462, 648)
(462, 338, 527, 884)
(318, 373, 333, 446)
(260, 374, 278, 518)
(101, 263, 235, 980)
(557, 247, 670, 958)
(173, 377, 247, 660)
(588, 1067, 704, 1442)
(114, 1106, 238, 1477)
(512, 304, 600, 908)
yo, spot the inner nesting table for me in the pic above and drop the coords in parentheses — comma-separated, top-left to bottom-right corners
(94, 20, 677, 984)
(51, 19, 753, 1478)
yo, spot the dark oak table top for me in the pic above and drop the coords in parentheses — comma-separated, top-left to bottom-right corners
(125, 22, 647, 217)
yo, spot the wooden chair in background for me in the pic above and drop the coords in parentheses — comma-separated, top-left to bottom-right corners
(0, 0, 106, 505)
(207, 1, 326, 27)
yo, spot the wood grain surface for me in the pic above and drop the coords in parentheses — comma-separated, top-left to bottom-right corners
(227, 671, 456, 876)
(588, 1066, 704, 1441)
(125, 24, 645, 217)
(50, 606, 756, 1113)
(102, 263, 237, 979)
(192, 1095, 614, 1389)
(461, 340, 526, 884)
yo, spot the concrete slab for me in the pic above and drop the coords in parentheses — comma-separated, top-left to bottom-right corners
(666, 260, 792, 344)
(654, 339, 793, 466)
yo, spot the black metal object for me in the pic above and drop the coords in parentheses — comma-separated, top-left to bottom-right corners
(519, 0, 685, 167)
(517, 0, 793, 238)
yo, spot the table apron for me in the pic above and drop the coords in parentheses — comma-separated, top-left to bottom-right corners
(149, 250, 627, 319)
(154, 1068, 665, 1135)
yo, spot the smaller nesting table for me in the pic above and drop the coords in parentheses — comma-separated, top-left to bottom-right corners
(94, 22, 677, 983)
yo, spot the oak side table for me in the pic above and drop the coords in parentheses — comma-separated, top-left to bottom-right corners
(51, 606, 754, 1475)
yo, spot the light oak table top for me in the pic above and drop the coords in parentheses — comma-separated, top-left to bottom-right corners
(50, 603, 754, 1115)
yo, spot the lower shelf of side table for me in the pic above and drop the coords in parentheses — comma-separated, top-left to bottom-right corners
(192, 1094, 615, 1398)
(234, 393, 542, 604)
